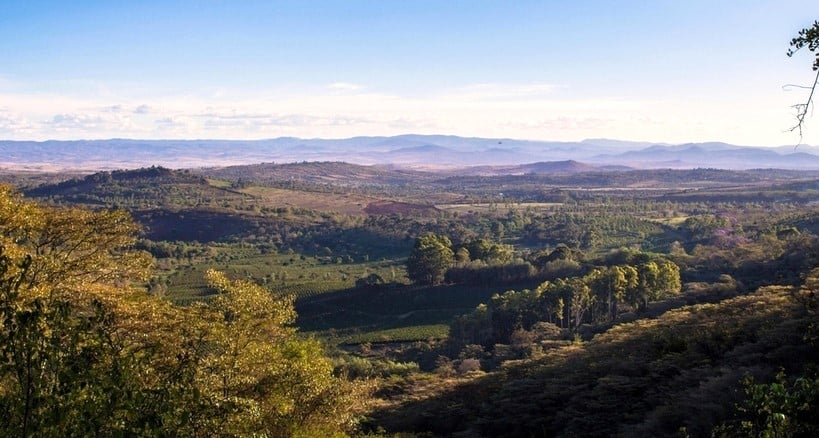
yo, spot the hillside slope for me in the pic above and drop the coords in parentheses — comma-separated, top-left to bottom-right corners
(370, 287, 817, 437)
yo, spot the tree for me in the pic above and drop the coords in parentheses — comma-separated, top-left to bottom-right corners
(654, 258, 682, 298)
(0, 186, 181, 436)
(787, 20, 819, 141)
(0, 186, 366, 436)
(201, 271, 364, 436)
(541, 278, 592, 330)
(588, 265, 638, 322)
(455, 247, 471, 264)
(714, 371, 819, 437)
(626, 259, 681, 312)
(407, 233, 454, 285)
(566, 277, 593, 331)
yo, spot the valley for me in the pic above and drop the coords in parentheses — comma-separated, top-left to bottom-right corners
(4, 4, 819, 436)
(2, 157, 819, 435)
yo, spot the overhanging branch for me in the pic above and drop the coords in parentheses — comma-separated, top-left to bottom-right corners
(787, 69, 819, 145)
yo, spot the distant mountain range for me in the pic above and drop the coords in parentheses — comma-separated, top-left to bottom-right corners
(1, 135, 818, 171)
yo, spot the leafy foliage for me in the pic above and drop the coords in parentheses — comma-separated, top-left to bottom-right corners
(406, 234, 454, 285)
(450, 256, 681, 349)
(0, 186, 366, 436)
(715, 370, 819, 437)
(8, 161, 819, 436)
(789, 20, 819, 70)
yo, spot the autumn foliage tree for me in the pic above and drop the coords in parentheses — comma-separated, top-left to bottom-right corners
(0, 186, 365, 436)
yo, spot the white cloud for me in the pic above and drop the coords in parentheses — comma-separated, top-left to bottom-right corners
(154, 116, 193, 134)
(0, 78, 816, 146)
(441, 82, 560, 100)
(48, 113, 107, 130)
(327, 82, 363, 92)
(0, 109, 36, 135)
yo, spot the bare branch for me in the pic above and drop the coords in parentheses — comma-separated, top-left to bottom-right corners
(783, 83, 816, 91)
(787, 21, 819, 146)
(787, 69, 819, 145)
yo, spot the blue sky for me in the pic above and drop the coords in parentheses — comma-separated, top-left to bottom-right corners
(1, 0, 818, 145)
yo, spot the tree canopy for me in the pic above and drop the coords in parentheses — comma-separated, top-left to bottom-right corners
(406, 233, 454, 285)
(0, 186, 364, 436)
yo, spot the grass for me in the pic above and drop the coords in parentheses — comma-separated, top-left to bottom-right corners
(158, 244, 409, 302)
(239, 186, 376, 216)
(335, 324, 450, 345)
(296, 280, 539, 344)
(159, 249, 474, 345)
(646, 215, 689, 226)
(206, 178, 232, 188)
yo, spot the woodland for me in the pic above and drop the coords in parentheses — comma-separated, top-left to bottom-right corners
(2, 8, 819, 438)
(1, 158, 819, 437)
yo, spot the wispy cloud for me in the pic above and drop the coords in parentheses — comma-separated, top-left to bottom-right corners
(501, 116, 614, 131)
(438, 82, 560, 101)
(101, 104, 125, 113)
(327, 82, 363, 92)
(154, 116, 193, 134)
(48, 113, 106, 129)
(45, 112, 137, 133)
(0, 109, 36, 135)
(0, 77, 811, 146)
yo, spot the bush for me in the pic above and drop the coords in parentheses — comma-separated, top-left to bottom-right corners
(457, 358, 482, 374)
(335, 356, 420, 379)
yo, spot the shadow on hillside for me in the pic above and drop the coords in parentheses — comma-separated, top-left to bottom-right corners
(134, 209, 261, 242)
(296, 281, 538, 334)
(365, 288, 817, 437)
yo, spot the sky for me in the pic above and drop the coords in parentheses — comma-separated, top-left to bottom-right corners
(1, 0, 818, 146)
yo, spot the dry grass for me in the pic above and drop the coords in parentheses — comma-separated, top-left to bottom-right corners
(239, 186, 377, 215)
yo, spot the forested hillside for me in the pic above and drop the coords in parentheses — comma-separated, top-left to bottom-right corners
(1, 162, 818, 436)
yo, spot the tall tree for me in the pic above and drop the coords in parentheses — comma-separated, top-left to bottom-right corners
(407, 233, 454, 285)
(588, 265, 638, 322)
(626, 259, 681, 312)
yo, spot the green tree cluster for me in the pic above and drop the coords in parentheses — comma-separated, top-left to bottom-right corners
(451, 258, 681, 347)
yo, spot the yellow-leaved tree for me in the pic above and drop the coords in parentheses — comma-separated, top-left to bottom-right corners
(200, 270, 365, 437)
(0, 185, 366, 437)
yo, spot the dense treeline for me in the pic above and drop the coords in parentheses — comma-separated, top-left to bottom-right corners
(450, 255, 681, 348)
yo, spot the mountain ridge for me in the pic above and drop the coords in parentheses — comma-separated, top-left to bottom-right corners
(1, 135, 818, 171)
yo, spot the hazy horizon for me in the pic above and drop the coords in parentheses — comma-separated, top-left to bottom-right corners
(0, 134, 812, 149)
